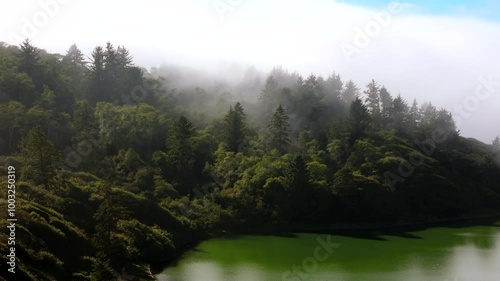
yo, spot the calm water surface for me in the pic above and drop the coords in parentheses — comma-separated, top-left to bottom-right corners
(157, 221, 500, 281)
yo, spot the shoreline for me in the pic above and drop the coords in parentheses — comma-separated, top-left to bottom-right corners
(149, 212, 500, 276)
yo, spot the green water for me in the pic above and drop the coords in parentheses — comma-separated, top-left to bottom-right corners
(156, 221, 500, 281)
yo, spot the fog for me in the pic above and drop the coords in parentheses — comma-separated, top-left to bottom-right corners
(1, 0, 499, 142)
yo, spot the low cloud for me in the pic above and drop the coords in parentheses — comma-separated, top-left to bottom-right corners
(1, 0, 499, 142)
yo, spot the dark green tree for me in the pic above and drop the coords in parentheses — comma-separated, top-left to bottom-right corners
(116, 45, 133, 68)
(259, 75, 280, 122)
(15, 39, 42, 104)
(166, 116, 196, 191)
(364, 79, 380, 128)
(70, 100, 101, 171)
(409, 99, 420, 130)
(88, 254, 114, 281)
(103, 42, 119, 101)
(268, 104, 290, 154)
(86, 46, 106, 104)
(224, 102, 246, 152)
(19, 126, 62, 188)
(63, 44, 85, 67)
(91, 183, 129, 277)
(260, 75, 279, 101)
(348, 97, 371, 146)
(0, 101, 25, 154)
(342, 80, 359, 105)
(62, 44, 86, 98)
(72, 100, 98, 142)
(17, 39, 42, 81)
(285, 155, 313, 221)
(379, 86, 393, 129)
(391, 94, 409, 132)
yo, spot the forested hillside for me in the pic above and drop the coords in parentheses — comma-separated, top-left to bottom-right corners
(1, 40, 500, 280)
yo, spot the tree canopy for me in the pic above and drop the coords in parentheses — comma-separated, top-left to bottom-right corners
(1, 41, 499, 281)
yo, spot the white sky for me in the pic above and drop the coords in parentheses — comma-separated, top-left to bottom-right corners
(0, 0, 499, 142)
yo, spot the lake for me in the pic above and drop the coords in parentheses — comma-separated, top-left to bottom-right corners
(156, 220, 500, 281)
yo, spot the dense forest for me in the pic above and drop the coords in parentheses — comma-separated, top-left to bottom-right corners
(1, 40, 500, 280)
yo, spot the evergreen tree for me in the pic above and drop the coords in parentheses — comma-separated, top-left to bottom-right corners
(268, 104, 290, 154)
(326, 72, 344, 99)
(391, 94, 409, 132)
(409, 99, 421, 130)
(285, 155, 311, 221)
(342, 80, 359, 105)
(19, 126, 62, 188)
(17, 39, 41, 80)
(166, 116, 196, 191)
(493, 136, 500, 150)
(16, 39, 43, 104)
(224, 102, 246, 152)
(259, 75, 280, 121)
(0, 101, 25, 154)
(116, 45, 133, 68)
(435, 109, 457, 140)
(63, 44, 85, 67)
(379, 86, 393, 129)
(71, 100, 101, 170)
(348, 97, 370, 146)
(87, 46, 106, 104)
(364, 79, 381, 128)
(72, 100, 98, 141)
(91, 182, 129, 277)
(63, 44, 86, 98)
(103, 42, 120, 102)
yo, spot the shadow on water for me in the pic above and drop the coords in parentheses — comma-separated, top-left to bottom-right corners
(319, 215, 500, 241)
(153, 242, 208, 270)
(152, 215, 500, 275)
(252, 214, 499, 242)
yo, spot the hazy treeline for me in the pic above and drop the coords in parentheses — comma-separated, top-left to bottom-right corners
(1, 40, 500, 280)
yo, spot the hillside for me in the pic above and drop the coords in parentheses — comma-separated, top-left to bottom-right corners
(1, 40, 500, 280)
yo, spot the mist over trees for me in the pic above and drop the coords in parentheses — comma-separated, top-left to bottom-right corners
(1, 40, 500, 280)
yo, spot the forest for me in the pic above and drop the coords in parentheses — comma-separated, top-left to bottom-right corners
(1, 40, 500, 280)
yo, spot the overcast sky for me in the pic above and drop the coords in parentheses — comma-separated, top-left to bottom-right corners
(1, 0, 499, 143)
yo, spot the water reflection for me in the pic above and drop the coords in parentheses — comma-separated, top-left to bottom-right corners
(156, 233, 500, 281)
(442, 233, 500, 281)
(399, 234, 500, 281)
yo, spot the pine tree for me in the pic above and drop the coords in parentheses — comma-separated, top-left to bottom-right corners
(19, 126, 62, 188)
(379, 86, 393, 129)
(268, 104, 290, 154)
(326, 72, 344, 99)
(342, 80, 359, 105)
(260, 75, 278, 101)
(87, 46, 106, 104)
(61, 44, 86, 99)
(364, 79, 381, 128)
(166, 116, 196, 189)
(348, 97, 371, 146)
(493, 136, 500, 150)
(224, 102, 246, 152)
(259, 76, 279, 122)
(285, 155, 311, 221)
(63, 44, 85, 67)
(71, 100, 101, 170)
(409, 99, 421, 130)
(17, 39, 41, 78)
(392, 94, 409, 132)
(16, 39, 42, 103)
(91, 182, 128, 279)
(104, 42, 119, 101)
(116, 45, 133, 68)
(0, 101, 25, 154)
